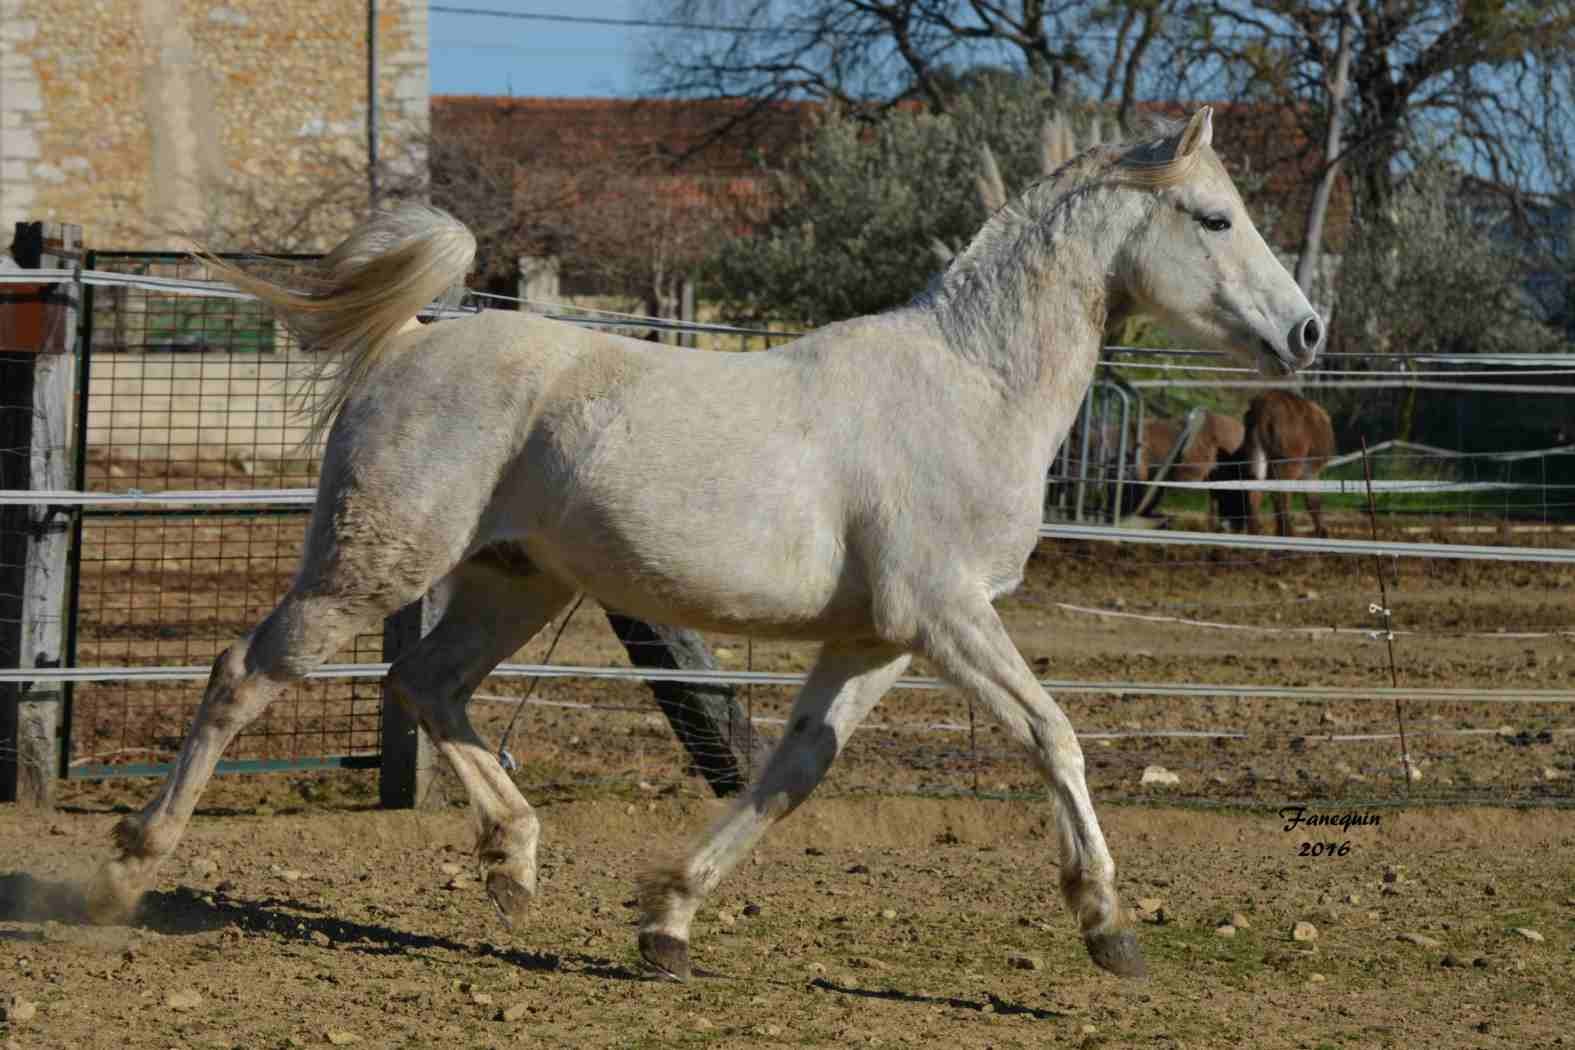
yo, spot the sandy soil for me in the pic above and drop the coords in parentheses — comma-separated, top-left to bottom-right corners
(1, 793, 1572, 1050)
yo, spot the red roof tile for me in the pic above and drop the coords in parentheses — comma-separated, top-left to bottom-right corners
(432, 95, 1349, 251)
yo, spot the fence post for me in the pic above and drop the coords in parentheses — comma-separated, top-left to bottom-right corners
(679, 277, 696, 348)
(1, 221, 81, 807)
(379, 595, 440, 808)
(517, 255, 560, 309)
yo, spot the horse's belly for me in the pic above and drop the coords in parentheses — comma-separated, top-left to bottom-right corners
(521, 521, 874, 640)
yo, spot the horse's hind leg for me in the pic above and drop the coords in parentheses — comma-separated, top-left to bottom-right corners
(919, 598, 1144, 979)
(638, 639, 909, 980)
(383, 552, 575, 925)
(89, 584, 411, 922)
(1304, 490, 1328, 538)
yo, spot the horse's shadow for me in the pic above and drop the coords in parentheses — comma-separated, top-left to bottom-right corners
(0, 871, 637, 979)
(1, 873, 1065, 1015)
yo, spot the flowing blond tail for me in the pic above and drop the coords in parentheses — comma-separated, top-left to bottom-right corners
(198, 203, 477, 449)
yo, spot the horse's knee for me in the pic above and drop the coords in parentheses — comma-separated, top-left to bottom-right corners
(760, 724, 838, 817)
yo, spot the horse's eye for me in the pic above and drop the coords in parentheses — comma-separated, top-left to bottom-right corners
(1199, 214, 1232, 233)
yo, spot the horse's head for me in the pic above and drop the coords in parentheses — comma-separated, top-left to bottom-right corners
(1114, 107, 1323, 376)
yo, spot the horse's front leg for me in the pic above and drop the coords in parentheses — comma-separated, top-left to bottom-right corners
(638, 640, 908, 980)
(918, 599, 1145, 978)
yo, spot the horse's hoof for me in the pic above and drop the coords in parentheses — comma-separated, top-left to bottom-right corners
(84, 862, 142, 926)
(1086, 928, 1147, 978)
(485, 869, 535, 928)
(638, 930, 692, 982)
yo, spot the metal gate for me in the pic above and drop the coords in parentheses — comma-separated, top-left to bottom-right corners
(63, 251, 389, 778)
(1044, 378, 1144, 524)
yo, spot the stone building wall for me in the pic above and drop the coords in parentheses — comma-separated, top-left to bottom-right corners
(1, 0, 427, 252)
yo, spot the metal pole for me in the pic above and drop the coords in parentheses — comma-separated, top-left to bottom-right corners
(368, 0, 380, 211)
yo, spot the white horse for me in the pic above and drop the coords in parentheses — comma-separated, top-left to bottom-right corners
(89, 107, 1321, 981)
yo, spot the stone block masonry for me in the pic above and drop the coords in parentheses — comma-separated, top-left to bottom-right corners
(1, 0, 428, 252)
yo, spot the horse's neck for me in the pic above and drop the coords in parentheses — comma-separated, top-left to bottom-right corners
(925, 184, 1128, 463)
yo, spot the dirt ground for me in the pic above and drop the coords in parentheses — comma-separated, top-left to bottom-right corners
(1, 790, 1573, 1050)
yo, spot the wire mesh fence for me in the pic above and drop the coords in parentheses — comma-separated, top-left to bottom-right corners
(65, 251, 388, 776)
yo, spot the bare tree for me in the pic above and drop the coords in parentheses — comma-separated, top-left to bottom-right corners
(639, 1, 1159, 122)
(1155, 2, 1575, 225)
(428, 117, 587, 293)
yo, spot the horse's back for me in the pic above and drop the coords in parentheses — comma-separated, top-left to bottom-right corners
(1245, 390, 1333, 470)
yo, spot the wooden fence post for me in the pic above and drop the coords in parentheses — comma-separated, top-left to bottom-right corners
(679, 277, 696, 348)
(517, 255, 560, 308)
(379, 594, 440, 808)
(1, 221, 81, 807)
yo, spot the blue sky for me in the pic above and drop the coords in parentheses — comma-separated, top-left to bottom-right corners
(428, 3, 648, 98)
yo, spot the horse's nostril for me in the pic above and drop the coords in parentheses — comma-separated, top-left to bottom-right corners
(1299, 316, 1322, 351)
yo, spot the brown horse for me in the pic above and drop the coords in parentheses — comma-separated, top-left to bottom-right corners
(1133, 410, 1245, 526)
(1213, 390, 1335, 537)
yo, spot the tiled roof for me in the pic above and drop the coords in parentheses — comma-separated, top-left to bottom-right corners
(433, 95, 818, 174)
(431, 95, 1351, 250)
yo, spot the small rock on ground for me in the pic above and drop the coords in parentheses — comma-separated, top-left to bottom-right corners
(1510, 927, 1544, 942)
(1230, 912, 1252, 929)
(1140, 765, 1180, 786)
(325, 1032, 359, 1046)
(1007, 953, 1043, 971)
(1214, 924, 1236, 938)
(2, 998, 37, 1023)
(1292, 922, 1319, 942)
(165, 988, 202, 1011)
(497, 1002, 530, 1022)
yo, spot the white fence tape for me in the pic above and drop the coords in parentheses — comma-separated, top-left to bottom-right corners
(1129, 379, 1575, 394)
(5, 660, 1575, 704)
(1039, 522, 1575, 564)
(1135, 478, 1561, 493)
(1322, 439, 1575, 470)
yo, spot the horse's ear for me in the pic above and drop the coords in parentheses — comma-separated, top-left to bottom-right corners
(1178, 105, 1214, 157)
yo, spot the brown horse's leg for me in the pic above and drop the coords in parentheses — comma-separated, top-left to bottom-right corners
(1305, 490, 1328, 538)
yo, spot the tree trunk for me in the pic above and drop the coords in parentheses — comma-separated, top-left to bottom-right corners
(1294, 0, 1359, 305)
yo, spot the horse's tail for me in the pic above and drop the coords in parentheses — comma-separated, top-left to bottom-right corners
(199, 203, 476, 448)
